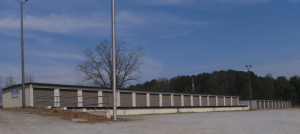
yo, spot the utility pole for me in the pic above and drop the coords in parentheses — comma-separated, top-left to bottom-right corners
(192, 78, 194, 93)
(111, 0, 117, 121)
(246, 65, 252, 110)
(17, 0, 28, 109)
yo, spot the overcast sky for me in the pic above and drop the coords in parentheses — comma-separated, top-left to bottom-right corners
(0, 0, 300, 86)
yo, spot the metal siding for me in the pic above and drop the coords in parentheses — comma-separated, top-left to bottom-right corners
(120, 92, 132, 107)
(33, 88, 54, 107)
(193, 96, 199, 106)
(150, 94, 159, 107)
(232, 97, 237, 106)
(174, 95, 181, 106)
(201, 96, 207, 106)
(162, 94, 171, 106)
(83, 90, 98, 107)
(218, 97, 224, 106)
(209, 96, 216, 106)
(103, 91, 113, 107)
(225, 97, 231, 106)
(60, 89, 77, 107)
(136, 93, 146, 107)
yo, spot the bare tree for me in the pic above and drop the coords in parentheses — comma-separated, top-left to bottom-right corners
(77, 40, 144, 88)
(25, 72, 36, 83)
(5, 75, 16, 88)
(207, 71, 236, 95)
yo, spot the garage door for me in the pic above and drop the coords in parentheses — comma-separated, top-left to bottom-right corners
(120, 92, 132, 107)
(136, 93, 146, 107)
(103, 91, 113, 107)
(33, 88, 54, 107)
(209, 96, 216, 106)
(218, 97, 224, 106)
(225, 97, 231, 106)
(184, 95, 191, 106)
(201, 96, 207, 106)
(162, 94, 171, 107)
(174, 95, 181, 106)
(150, 94, 159, 107)
(193, 96, 199, 106)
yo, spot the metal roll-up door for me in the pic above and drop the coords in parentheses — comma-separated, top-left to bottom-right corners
(209, 96, 216, 106)
(83, 90, 98, 107)
(174, 95, 181, 106)
(232, 97, 237, 106)
(261, 101, 265, 108)
(225, 97, 231, 106)
(33, 88, 54, 107)
(120, 92, 132, 107)
(184, 95, 191, 106)
(202, 96, 207, 106)
(256, 101, 260, 109)
(265, 101, 268, 108)
(162, 94, 171, 107)
(60, 89, 77, 107)
(193, 96, 199, 106)
(273, 101, 275, 108)
(103, 91, 113, 107)
(136, 93, 146, 107)
(218, 97, 224, 106)
(150, 94, 159, 107)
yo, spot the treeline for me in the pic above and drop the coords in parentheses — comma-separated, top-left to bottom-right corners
(128, 70, 300, 106)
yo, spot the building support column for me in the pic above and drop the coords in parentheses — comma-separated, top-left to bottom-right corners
(207, 95, 210, 106)
(159, 94, 162, 107)
(216, 96, 218, 106)
(223, 97, 226, 106)
(199, 96, 202, 106)
(230, 97, 233, 106)
(78, 90, 82, 107)
(29, 84, 33, 107)
(146, 93, 150, 107)
(132, 92, 136, 107)
(54, 88, 60, 107)
(98, 91, 103, 107)
(181, 95, 184, 106)
(191, 95, 193, 106)
(237, 96, 240, 106)
(264, 101, 265, 109)
(171, 93, 174, 106)
(117, 90, 120, 107)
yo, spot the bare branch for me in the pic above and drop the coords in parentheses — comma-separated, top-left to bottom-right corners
(5, 75, 16, 88)
(77, 40, 144, 88)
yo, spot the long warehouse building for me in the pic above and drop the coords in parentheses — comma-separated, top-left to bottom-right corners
(2, 83, 243, 108)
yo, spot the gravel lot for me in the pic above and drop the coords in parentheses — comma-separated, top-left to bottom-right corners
(0, 108, 299, 134)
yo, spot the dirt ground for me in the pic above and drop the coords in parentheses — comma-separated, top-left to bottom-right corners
(0, 108, 299, 134)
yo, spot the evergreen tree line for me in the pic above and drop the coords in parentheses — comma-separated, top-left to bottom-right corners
(128, 70, 299, 106)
